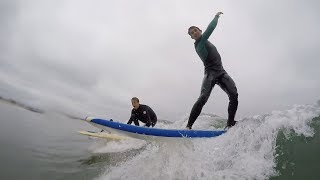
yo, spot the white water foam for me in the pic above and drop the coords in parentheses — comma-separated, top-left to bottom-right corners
(96, 102, 320, 180)
(88, 138, 147, 154)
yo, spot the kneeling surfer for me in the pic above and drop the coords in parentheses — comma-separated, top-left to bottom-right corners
(127, 97, 157, 127)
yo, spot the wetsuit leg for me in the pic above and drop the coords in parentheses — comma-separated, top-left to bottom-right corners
(187, 73, 215, 128)
(217, 73, 238, 126)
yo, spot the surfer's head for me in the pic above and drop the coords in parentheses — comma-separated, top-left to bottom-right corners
(188, 26, 202, 40)
(131, 97, 140, 110)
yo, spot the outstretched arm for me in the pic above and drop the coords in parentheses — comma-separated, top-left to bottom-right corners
(127, 115, 134, 124)
(127, 110, 135, 124)
(202, 12, 223, 40)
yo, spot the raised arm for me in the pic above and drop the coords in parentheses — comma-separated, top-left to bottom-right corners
(202, 12, 223, 40)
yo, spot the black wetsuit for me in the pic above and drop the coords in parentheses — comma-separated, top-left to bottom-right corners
(127, 104, 157, 127)
(187, 15, 238, 128)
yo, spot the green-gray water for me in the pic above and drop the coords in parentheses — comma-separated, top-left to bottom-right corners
(1, 101, 320, 180)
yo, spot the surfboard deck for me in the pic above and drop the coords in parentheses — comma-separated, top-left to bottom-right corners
(77, 130, 127, 140)
(84, 117, 226, 140)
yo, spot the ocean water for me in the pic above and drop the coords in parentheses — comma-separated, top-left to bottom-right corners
(0, 100, 320, 180)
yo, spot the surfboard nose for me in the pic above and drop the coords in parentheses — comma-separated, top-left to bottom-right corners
(85, 117, 94, 122)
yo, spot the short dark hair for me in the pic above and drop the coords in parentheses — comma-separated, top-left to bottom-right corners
(188, 26, 201, 35)
(131, 97, 139, 103)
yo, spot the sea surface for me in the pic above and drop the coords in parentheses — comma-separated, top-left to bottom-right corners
(1, 100, 320, 180)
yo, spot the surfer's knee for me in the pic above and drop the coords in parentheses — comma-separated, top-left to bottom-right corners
(226, 86, 238, 102)
(197, 93, 210, 106)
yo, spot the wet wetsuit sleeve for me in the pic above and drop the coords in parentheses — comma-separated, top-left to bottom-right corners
(143, 107, 153, 127)
(144, 113, 152, 127)
(127, 109, 135, 124)
(202, 15, 220, 40)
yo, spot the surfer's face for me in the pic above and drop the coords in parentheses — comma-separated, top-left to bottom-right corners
(131, 100, 140, 110)
(188, 27, 202, 40)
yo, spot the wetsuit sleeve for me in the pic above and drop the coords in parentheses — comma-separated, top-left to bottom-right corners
(202, 15, 220, 40)
(146, 113, 151, 127)
(127, 109, 135, 124)
(144, 109, 152, 127)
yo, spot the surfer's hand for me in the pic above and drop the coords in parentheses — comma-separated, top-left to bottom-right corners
(216, 12, 223, 17)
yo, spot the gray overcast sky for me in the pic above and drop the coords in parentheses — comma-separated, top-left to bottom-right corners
(1, 0, 319, 121)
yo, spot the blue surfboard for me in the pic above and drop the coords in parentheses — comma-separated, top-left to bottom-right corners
(85, 117, 226, 139)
